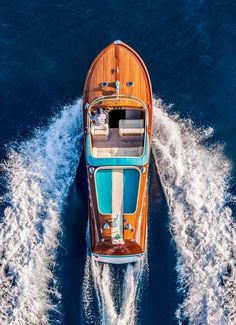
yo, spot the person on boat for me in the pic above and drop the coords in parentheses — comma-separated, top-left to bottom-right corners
(91, 108, 107, 127)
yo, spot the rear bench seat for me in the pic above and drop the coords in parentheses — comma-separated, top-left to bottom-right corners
(92, 146, 143, 158)
(119, 119, 144, 141)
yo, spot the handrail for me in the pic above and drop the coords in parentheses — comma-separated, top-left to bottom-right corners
(85, 95, 149, 129)
(85, 94, 148, 111)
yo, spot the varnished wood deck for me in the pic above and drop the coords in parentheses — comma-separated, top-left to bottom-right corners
(83, 41, 152, 110)
(83, 41, 153, 256)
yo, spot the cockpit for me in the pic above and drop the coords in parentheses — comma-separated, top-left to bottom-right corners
(86, 96, 149, 162)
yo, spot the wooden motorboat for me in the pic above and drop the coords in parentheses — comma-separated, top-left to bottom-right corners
(83, 40, 152, 264)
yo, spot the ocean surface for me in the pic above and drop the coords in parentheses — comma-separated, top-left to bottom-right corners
(0, 1, 236, 325)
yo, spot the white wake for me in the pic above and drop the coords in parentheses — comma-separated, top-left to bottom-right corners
(82, 256, 147, 325)
(0, 99, 83, 324)
(152, 98, 236, 324)
(6, 94, 234, 325)
(82, 236, 147, 325)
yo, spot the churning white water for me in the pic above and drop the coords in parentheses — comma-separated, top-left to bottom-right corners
(152, 98, 236, 325)
(1, 95, 235, 325)
(82, 253, 147, 325)
(0, 99, 83, 324)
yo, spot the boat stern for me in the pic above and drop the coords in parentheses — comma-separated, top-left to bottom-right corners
(92, 253, 144, 264)
(91, 239, 145, 264)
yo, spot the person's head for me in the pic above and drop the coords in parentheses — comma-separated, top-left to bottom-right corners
(97, 108, 103, 114)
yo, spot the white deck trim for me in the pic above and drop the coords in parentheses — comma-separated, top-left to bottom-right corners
(92, 253, 144, 264)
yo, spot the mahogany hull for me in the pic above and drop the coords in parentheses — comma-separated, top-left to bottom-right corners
(83, 41, 152, 263)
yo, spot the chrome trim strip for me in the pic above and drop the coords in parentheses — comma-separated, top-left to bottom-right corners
(92, 253, 144, 264)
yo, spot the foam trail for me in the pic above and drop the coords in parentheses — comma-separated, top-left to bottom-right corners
(82, 239, 147, 325)
(152, 98, 236, 324)
(0, 99, 83, 324)
(83, 257, 147, 325)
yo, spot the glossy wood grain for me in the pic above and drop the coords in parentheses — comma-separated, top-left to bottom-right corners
(83, 42, 152, 108)
(83, 41, 153, 256)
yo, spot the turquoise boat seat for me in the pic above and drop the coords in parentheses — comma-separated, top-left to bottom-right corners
(95, 168, 140, 215)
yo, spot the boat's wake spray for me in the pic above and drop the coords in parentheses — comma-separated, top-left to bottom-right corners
(1, 95, 235, 325)
(82, 250, 148, 325)
(0, 99, 83, 324)
(152, 98, 236, 325)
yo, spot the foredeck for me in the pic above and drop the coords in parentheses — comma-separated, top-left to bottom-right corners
(83, 41, 152, 109)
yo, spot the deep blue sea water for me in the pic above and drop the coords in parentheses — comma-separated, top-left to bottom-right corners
(1, 1, 236, 324)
